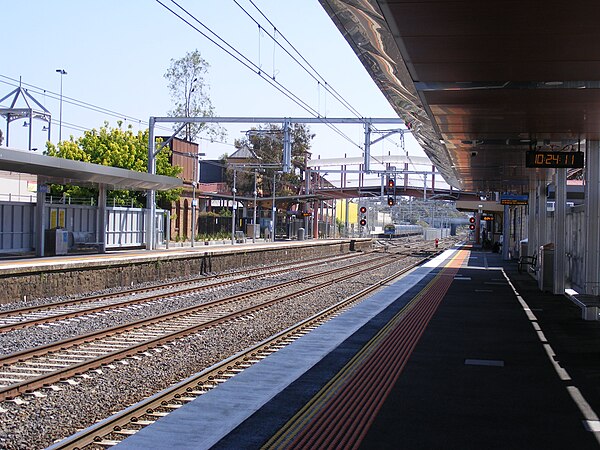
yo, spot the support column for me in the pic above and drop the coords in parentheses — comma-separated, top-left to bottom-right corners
(364, 122, 371, 172)
(98, 184, 107, 254)
(537, 179, 547, 248)
(585, 140, 600, 295)
(527, 182, 538, 259)
(502, 205, 510, 260)
(35, 181, 46, 257)
(553, 169, 566, 294)
(283, 119, 291, 173)
(146, 117, 156, 250)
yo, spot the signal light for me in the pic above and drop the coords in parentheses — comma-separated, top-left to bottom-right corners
(360, 218, 367, 227)
(387, 179, 395, 188)
(359, 206, 367, 214)
(469, 224, 475, 230)
(469, 216, 476, 224)
(387, 197, 395, 206)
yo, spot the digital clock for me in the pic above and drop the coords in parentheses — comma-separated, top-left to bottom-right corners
(525, 151, 584, 168)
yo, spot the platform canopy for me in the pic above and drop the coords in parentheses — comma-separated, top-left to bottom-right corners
(319, 0, 598, 193)
(0, 147, 182, 191)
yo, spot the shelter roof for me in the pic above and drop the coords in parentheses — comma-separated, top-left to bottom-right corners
(0, 147, 182, 191)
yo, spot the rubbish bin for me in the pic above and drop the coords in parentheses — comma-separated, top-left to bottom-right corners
(45, 228, 69, 256)
(519, 239, 528, 260)
(537, 243, 554, 292)
(297, 227, 305, 241)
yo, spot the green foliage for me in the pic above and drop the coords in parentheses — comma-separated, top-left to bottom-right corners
(217, 208, 232, 217)
(198, 211, 219, 217)
(228, 123, 314, 199)
(164, 49, 226, 143)
(44, 122, 182, 206)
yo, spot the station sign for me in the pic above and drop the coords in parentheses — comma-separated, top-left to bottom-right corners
(500, 193, 529, 205)
(526, 151, 584, 168)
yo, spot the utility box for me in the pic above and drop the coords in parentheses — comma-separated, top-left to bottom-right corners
(537, 243, 554, 292)
(45, 228, 69, 256)
(297, 227, 305, 241)
(246, 224, 259, 239)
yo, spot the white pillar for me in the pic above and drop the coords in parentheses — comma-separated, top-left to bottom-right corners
(98, 184, 107, 254)
(537, 179, 547, 247)
(527, 182, 537, 259)
(584, 140, 600, 295)
(35, 181, 46, 257)
(502, 205, 510, 260)
(146, 117, 156, 250)
(553, 169, 566, 294)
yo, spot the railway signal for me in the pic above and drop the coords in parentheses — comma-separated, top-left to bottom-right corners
(469, 216, 476, 230)
(359, 206, 367, 227)
(387, 197, 395, 206)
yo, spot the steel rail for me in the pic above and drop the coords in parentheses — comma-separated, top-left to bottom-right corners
(48, 252, 436, 450)
(0, 252, 364, 324)
(0, 254, 402, 401)
(0, 252, 369, 332)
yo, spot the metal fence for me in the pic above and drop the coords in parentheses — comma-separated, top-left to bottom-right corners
(0, 202, 35, 253)
(0, 201, 167, 253)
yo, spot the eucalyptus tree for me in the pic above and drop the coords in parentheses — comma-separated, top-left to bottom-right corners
(164, 49, 226, 143)
(229, 123, 315, 203)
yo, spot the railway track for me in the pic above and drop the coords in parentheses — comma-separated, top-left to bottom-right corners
(0, 253, 404, 402)
(49, 250, 435, 450)
(0, 252, 367, 332)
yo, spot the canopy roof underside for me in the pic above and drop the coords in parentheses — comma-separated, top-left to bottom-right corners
(319, 0, 599, 193)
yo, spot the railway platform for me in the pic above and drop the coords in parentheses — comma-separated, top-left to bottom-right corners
(109, 243, 600, 449)
(0, 238, 373, 305)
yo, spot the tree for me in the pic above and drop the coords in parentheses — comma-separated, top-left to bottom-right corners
(164, 49, 226, 143)
(45, 121, 182, 206)
(228, 123, 314, 209)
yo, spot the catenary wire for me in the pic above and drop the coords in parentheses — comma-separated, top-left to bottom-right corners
(0, 75, 235, 147)
(239, 0, 364, 119)
(159, 0, 362, 150)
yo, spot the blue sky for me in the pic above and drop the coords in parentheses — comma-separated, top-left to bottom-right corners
(1, 0, 435, 187)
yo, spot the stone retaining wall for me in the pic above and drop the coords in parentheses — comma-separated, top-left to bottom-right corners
(0, 240, 372, 305)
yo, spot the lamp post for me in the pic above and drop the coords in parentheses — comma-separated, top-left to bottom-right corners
(231, 169, 237, 245)
(271, 171, 282, 242)
(55, 69, 67, 142)
(252, 169, 257, 243)
(191, 181, 197, 247)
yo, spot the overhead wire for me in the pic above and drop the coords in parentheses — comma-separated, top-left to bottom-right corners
(0, 74, 236, 147)
(234, 0, 399, 167)
(157, 0, 362, 150)
(241, 0, 364, 119)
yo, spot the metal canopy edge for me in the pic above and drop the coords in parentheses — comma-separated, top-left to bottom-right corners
(0, 147, 182, 191)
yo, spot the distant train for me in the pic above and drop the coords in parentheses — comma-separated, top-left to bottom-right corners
(380, 223, 423, 238)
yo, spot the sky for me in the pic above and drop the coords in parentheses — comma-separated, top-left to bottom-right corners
(1, 0, 442, 188)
